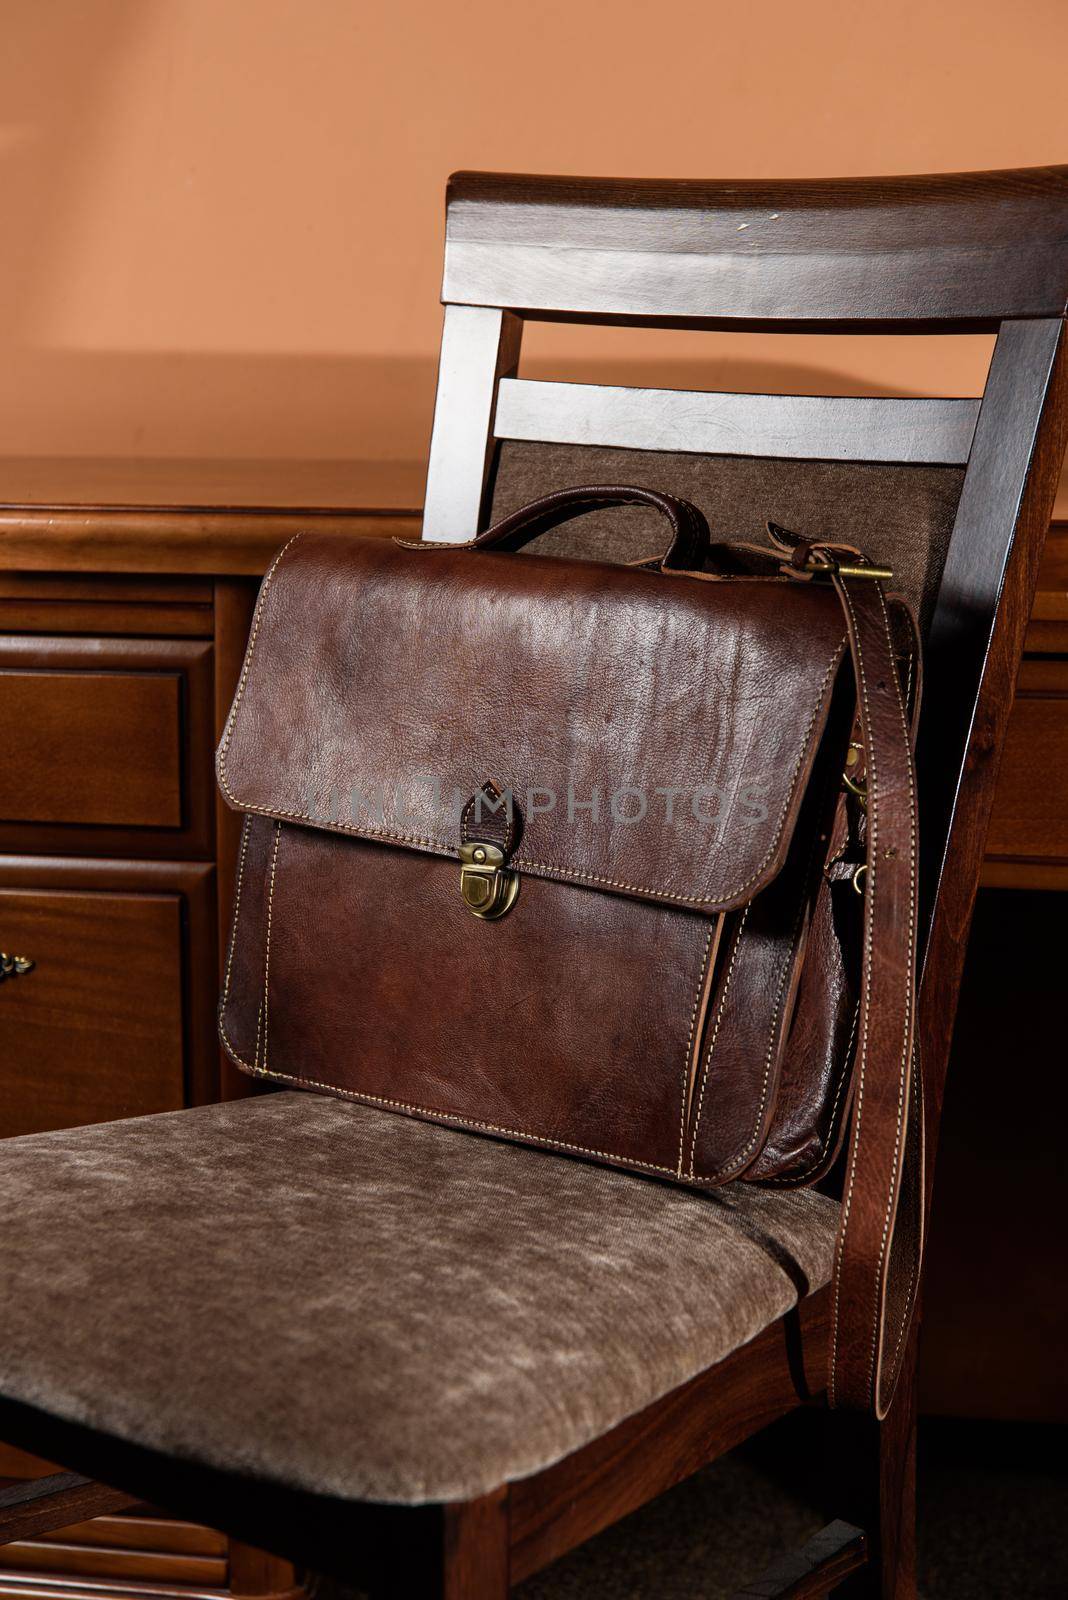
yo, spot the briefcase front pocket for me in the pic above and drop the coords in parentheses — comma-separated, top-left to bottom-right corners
(222, 814, 727, 1178)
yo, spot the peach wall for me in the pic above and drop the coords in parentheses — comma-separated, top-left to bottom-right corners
(2, 0, 1066, 469)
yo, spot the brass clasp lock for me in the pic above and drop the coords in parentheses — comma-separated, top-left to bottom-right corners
(458, 841, 519, 921)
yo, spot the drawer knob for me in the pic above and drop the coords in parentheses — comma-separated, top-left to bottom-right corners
(0, 952, 34, 981)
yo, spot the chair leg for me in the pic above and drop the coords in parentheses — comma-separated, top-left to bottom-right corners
(367, 1488, 510, 1600)
(828, 1320, 919, 1599)
(439, 1488, 510, 1599)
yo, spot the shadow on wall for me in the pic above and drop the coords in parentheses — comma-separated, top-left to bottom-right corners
(0, 351, 981, 463)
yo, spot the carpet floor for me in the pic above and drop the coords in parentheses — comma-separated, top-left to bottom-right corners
(516, 1417, 1067, 1598)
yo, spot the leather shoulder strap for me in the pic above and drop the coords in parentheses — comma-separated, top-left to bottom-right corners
(827, 570, 923, 1417)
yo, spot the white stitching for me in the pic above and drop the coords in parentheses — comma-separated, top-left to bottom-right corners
(690, 774, 835, 1185)
(227, 820, 710, 1180)
(686, 905, 750, 1176)
(757, 755, 865, 1190)
(885, 1069, 922, 1385)
(761, 999, 859, 1188)
(217, 1035, 685, 1178)
(829, 583, 876, 1408)
(214, 527, 845, 909)
(221, 816, 252, 1007)
(677, 922, 716, 1177)
(866, 584, 917, 1408)
(829, 582, 915, 1409)
(261, 822, 283, 1073)
(221, 635, 846, 910)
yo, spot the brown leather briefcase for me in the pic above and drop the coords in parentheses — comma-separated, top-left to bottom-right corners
(217, 485, 923, 1416)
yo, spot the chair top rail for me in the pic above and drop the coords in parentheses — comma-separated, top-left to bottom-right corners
(444, 166, 1068, 328)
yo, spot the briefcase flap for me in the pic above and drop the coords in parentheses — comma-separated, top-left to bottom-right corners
(217, 532, 850, 912)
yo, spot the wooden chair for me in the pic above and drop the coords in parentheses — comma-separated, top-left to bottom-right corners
(1, 167, 1066, 1599)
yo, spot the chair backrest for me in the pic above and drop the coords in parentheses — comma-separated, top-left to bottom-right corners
(420, 167, 1068, 1184)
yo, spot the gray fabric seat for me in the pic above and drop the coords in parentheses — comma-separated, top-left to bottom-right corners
(0, 1093, 837, 1505)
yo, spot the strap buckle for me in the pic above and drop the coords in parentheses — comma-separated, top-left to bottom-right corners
(766, 524, 893, 584)
(800, 546, 894, 583)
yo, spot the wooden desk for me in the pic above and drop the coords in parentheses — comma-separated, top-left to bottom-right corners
(0, 458, 1063, 1559)
(0, 459, 421, 1600)
(983, 501, 1068, 888)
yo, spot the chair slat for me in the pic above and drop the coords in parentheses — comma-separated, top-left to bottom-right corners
(494, 380, 979, 465)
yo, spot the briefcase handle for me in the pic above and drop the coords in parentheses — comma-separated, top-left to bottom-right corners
(407, 484, 710, 572)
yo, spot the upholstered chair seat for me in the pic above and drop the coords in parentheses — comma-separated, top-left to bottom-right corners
(0, 1092, 838, 1505)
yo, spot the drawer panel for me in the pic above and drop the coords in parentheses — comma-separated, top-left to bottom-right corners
(0, 886, 184, 1136)
(0, 669, 182, 827)
(986, 658, 1068, 864)
(0, 637, 213, 856)
(35, 1517, 227, 1558)
(0, 1538, 227, 1586)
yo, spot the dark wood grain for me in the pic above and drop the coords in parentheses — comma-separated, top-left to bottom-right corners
(0, 509, 415, 578)
(984, 658, 1068, 861)
(32, 1515, 226, 1557)
(825, 1316, 918, 1599)
(0, 1477, 140, 1546)
(920, 321, 1067, 902)
(439, 1491, 509, 1600)
(0, 1536, 227, 1586)
(0, 635, 214, 860)
(0, 459, 420, 576)
(444, 167, 1068, 327)
(920, 889, 1068, 1422)
(228, 1540, 306, 1600)
(0, 855, 218, 1124)
(0, 644, 183, 829)
(0, 885, 183, 1137)
(918, 319, 1068, 1188)
(0, 573, 214, 638)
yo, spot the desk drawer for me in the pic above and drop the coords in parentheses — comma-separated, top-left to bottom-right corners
(0, 637, 213, 856)
(986, 658, 1068, 864)
(0, 884, 185, 1136)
